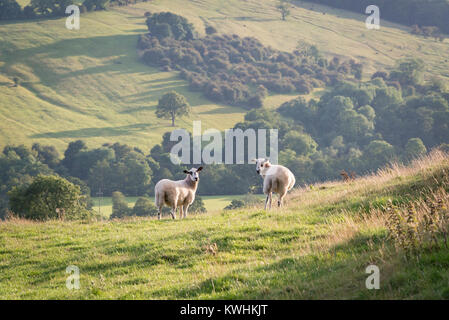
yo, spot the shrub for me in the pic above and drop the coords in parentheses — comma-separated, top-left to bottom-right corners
(205, 25, 217, 35)
(224, 199, 245, 210)
(8, 175, 91, 221)
(189, 196, 207, 213)
(110, 191, 131, 219)
(132, 197, 158, 216)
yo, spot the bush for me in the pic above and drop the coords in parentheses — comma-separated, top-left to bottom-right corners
(205, 25, 217, 35)
(132, 197, 158, 216)
(110, 191, 131, 219)
(224, 199, 245, 210)
(8, 175, 91, 221)
(189, 196, 207, 214)
(145, 12, 195, 40)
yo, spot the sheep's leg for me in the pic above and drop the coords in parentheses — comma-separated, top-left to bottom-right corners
(183, 205, 189, 219)
(278, 194, 284, 207)
(269, 192, 272, 209)
(170, 206, 176, 219)
(265, 192, 272, 210)
(264, 193, 270, 210)
(157, 206, 162, 220)
(179, 206, 184, 219)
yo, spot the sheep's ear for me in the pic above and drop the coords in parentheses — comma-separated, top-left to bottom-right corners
(197, 166, 203, 172)
(251, 158, 257, 163)
(264, 162, 271, 168)
(183, 170, 189, 174)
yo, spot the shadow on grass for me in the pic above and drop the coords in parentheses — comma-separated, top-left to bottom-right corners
(154, 231, 388, 299)
(29, 123, 154, 139)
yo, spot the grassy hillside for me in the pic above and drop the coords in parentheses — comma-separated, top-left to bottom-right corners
(1, 151, 449, 299)
(0, 8, 246, 153)
(1, 0, 448, 153)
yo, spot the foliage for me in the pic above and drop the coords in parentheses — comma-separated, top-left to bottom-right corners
(155, 91, 190, 127)
(305, 0, 449, 34)
(224, 199, 245, 210)
(145, 11, 195, 40)
(110, 191, 131, 219)
(276, 0, 291, 20)
(189, 195, 207, 214)
(139, 14, 359, 108)
(8, 175, 91, 220)
(0, 0, 22, 20)
(132, 196, 158, 217)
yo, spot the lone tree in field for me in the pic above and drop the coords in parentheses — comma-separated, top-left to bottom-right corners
(277, 0, 291, 21)
(156, 91, 190, 127)
(12, 77, 19, 87)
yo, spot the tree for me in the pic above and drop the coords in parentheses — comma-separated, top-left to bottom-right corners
(8, 175, 90, 220)
(0, 0, 22, 20)
(224, 199, 245, 210)
(145, 11, 196, 40)
(110, 191, 130, 219)
(277, 0, 291, 20)
(389, 58, 424, 86)
(30, 0, 54, 15)
(83, 0, 109, 11)
(189, 196, 206, 214)
(132, 197, 158, 216)
(404, 138, 427, 160)
(205, 25, 217, 35)
(12, 77, 20, 87)
(363, 140, 396, 168)
(283, 131, 317, 156)
(32, 143, 60, 169)
(62, 140, 87, 172)
(156, 91, 190, 127)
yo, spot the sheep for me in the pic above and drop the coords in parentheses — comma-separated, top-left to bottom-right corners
(252, 158, 295, 210)
(154, 167, 203, 220)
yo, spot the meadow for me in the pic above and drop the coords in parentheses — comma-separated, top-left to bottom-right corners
(91, 194, 266, 217)
(1, 0, 448, 153)
(1, 151, 449, 299)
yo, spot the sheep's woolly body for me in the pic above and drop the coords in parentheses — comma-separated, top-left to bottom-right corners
(254, 159, 295, 209)
(155, 177, 197, 209)
(154, 167, 202, 219)
(261, 165, 296, 196)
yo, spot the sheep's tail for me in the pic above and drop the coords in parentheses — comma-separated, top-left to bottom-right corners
(288, 174, 296, 190)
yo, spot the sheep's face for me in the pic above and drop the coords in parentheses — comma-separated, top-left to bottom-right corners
(184, 167, 203, 182)
(252, 158, 270, 176)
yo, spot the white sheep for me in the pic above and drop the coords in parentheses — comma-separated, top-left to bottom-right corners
(154, 167, 203, 220)
(253, 158, 295, 210)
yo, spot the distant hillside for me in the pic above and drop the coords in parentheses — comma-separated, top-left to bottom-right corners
(1, 0, 448, 153)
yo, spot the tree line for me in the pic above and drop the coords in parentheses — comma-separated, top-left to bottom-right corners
(0, 0, 152, 20)
(305, 0, 449, 34)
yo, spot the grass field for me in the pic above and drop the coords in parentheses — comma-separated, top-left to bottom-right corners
(1, 0, 449, 154)
(1, 151, 449, 299)
(92, 194, 266, 217)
